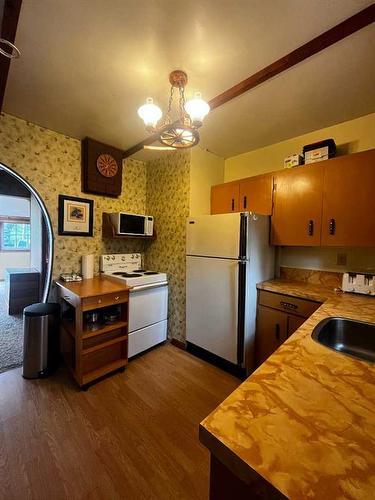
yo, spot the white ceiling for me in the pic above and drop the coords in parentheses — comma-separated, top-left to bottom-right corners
(3, 0, 375, 159)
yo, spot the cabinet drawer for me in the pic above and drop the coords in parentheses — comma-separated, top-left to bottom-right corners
(82, 291, 128, 311)
(258, 290, 321, 318)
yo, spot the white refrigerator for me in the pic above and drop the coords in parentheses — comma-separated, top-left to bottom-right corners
(186, 212, 274, 374)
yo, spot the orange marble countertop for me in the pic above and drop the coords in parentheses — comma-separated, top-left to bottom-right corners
(200, 279, 375, 499)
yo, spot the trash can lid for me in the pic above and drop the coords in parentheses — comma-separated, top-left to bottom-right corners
(23, 302, 60, 317)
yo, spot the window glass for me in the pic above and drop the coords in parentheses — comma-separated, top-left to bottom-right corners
(1, 223, 31, 250)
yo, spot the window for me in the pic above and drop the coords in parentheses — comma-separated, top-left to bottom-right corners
(0, 222, 31, 251)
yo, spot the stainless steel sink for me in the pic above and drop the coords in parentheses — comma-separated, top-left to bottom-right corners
(311, 317, 375, 363)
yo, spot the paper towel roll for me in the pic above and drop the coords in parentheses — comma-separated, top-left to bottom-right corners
(81, 254, 94, 279)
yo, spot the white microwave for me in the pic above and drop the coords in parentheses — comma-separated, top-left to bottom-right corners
(109, 212, 154, 236)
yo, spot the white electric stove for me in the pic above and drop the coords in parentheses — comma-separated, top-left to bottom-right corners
(100, 253, 168, 358)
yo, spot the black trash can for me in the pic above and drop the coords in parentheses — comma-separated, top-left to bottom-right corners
(23, 303, 60, 379)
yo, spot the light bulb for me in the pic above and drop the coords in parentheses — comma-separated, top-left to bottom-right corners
(137, 98, 162, 128)
(184, 92, 210, 127)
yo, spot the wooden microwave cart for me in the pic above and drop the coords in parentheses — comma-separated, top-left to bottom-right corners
(56, 276, 130, 389)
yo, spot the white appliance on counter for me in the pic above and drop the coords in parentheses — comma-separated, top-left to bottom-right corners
(342, 272, 375, 295)
(186, 213, 274, 374)
(100, 253, 168, 357)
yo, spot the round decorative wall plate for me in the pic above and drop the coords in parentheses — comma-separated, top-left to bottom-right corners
(96, 154, 119, 178)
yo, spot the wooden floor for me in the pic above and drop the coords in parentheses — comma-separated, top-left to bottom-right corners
(0, 343, 239, 500)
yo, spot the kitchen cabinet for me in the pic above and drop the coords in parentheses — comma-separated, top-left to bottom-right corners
(271, 163, 324, 246)
(239, 174, 273, 214)
(255, 290, 321, 366)
(321, 150, 375, 246)
(211, 181, 240, 214)
(211, 174, 273, 215)
(255, 305, 287, 365)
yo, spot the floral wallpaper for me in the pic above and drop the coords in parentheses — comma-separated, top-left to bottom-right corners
(0, 113, 147, 281)
(0, 112, 192, 341)
(145, 151, 190, 341)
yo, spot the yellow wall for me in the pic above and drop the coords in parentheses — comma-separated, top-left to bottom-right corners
(189, 148, 224, 216)
(224, 112, 375, 181)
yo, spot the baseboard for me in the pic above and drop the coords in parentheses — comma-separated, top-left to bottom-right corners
(186, 342, 246, 380)
(170, 338, 187, 350)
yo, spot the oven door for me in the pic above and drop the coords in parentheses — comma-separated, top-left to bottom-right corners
(119, 213, 146, 235)
(129, 283, 168, 332)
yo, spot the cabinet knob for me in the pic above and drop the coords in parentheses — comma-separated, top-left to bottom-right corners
(243, 196, 247, 209)
(115, 296, 120, 301)
(329, 218, 336, 235)
(97, 299, 102, 304)
(308, 220, 314, 236)
(231, 198, 235, 211)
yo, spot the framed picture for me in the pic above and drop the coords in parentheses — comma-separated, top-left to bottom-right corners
(58, 195, 94, 236)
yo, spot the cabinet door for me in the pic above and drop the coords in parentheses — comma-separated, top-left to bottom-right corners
(287, 314, 305, 337)
(321, 149, 375, 246)
(239, 174, 273, 215)
(255, 305, 287, 366)
(211, 182, 240, 214)
(271, 164, 324, 246)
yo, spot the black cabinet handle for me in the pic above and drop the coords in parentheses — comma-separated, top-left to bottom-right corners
(231, 198, 235, 211)
(308, 220, 314, 236)
(243, 196, 247, 209)
(329, 218, 336, 235)
(275, 323, 280, 341)
(280, 301, 298, 310)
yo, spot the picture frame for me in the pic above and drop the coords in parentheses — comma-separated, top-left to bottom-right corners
(58, 195, 94, 237)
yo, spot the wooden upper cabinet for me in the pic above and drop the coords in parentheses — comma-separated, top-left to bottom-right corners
(321, 149, 375, 247)
(211, 181, 240, 214)
(271, 164, 324, 246)
(239, 174, 273, 215)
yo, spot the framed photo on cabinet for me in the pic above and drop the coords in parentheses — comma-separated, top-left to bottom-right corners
(58, 195, 94, 237)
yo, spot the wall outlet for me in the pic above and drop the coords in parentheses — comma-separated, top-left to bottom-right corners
(337, 253, 347, 266)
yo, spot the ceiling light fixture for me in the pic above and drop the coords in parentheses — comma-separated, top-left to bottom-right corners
(137, 70, 210, 149)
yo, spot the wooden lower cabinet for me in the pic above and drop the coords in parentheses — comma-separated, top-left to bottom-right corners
(255, 305, 287, 366)
(255, 290, 321, 366)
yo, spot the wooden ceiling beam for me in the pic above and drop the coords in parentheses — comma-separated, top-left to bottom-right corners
(123, 3, 375, 158)
(0, 0, 22, 112)
(209, 3, 375, 110)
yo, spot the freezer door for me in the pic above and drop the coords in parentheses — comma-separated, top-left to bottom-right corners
(186, 213, 242, 259)
(186, 255, 239, 364)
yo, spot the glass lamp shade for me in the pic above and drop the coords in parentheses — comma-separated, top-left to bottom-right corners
(184, 92, 210, 127)
(137, 98, 162, 128)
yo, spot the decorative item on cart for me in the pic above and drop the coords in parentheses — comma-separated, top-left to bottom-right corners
(58, 195, 94, 237)
(59, 272, 83, 282)
(81, 137, 123, 196)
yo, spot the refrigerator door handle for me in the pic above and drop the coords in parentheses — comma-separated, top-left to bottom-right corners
(239, 212, 249, 260)
(237, 260, 246, 366)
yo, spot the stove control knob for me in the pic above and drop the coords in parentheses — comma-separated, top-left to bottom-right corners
(121, 256, 125, 261)
(112, 255, 115, 260)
